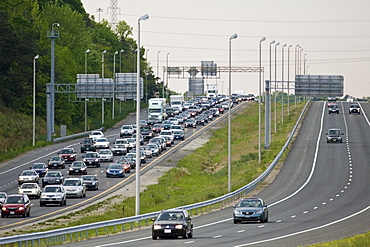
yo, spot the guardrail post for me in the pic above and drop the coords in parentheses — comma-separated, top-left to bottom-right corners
(122, 224, 125, 232)
(95, 229, 98, 237)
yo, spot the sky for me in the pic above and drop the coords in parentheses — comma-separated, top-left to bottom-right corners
(80, 0, 370, 99)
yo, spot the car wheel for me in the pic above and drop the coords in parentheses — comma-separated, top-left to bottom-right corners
(233, 219, 239, 224)
(182, 231, 188, 239)
(265, 216, 269, 223)
(60, 200, 64, 206)
(327, 140, 329, 143)
(95, 186, 98, 191)
(106, 175, 109, 178)
(40, 202, 44, 207)
(1, 214, 4, 218)
(26, 210, 30, 217)
(152, 235, 157, 240)
(64, 199, 67, 206)
(328, 112, 331, 114)
(188, 229, 193, 238)
(22, 213, 26, 218)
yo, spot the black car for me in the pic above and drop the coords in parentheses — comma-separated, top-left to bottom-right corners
(152, 209, 193, 240)
(233, 197, 269, 223)
(31, 163, 48, 177)
(140, 126, 154, 141)
(42, 171, 65, 187)
(173, 130, 185, 140)
(80, 137, 96, 153)
(194, 116, 205, 125)
(82, 152, 101, 167)
(68, 161, 87, 175)
(47, 156, 66, 169)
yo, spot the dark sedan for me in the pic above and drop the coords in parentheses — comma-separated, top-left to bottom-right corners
(31, 163, 48, 177)
(47, 156, 66, 169)
(152, 209, 193, 240)
(68, 161, 87, 175)
(233, 197, 269, 223)
(173, 130, 185, 140)
(42, 171, 65, 187)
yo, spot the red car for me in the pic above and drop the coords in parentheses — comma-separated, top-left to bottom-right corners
(57, 148, 76, 163)
(1, 194, 32, 218)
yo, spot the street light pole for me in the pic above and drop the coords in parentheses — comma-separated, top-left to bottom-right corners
(166, 52, 170, 100)
(113, 51, 118, 119)
(266, 40, 275, 149)
(102, 50, 106, 78)
(287, 45, 292, 115)
(274, 42, 280, 133)
(136, 13, 149, 216)
(258, 37, 266, 163)
(145, 49, 149, 102)
(157, 51, 161, 96)
(33, 55, 39, 146)
(295, 45, 300, 107)
(281, 44, 286, 123)
(120, 49, 124, 73)
(84, 99, 89, 132)
(85, 49, 90, 74)
(228, 33, 237, 193)
(304, 53, 307, 75)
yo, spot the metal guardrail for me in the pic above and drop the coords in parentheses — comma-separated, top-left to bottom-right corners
(53, 127, 104, 143)
(0, 101, 309, 246)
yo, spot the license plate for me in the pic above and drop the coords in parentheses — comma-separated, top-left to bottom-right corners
(86, 148, 89, 150)
(54, 164, 57, 166)
(75, 170, 78, 172)
(245, 215, 250, 218)
(10, 212, 15, 214)
(164, 229, 171, 233)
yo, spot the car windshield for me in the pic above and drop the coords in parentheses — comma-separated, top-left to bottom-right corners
(44, 187, 61, 193)
(329, 129, 340, 136)
(83, 139, 93, 144)
(109, 164, 122, 169)
(99, 150, 110, 154)
(85, 153, 97, 158)
(122, 125, 132, 129)
(21, 184, 37, 189)
(64, 180, 81, 186)
(114, 145, 125, 148)
(0, 194, 6, 198)
(158, 212, 184, 221)
(72, 163, 84, 167)
(33, 163, 45, 169)
(21, 171, 35, 176)
(239, 200, 262, 207)
(50, 157, 61, 161)
(96, 139, 107, 142)
(60, 149, 73, 154)
(91, 132, 102, 135)
(148, 144, 157, 148)
(82, 176, 95, 181)
(6, 196, 24, 204)
(45, 172, 60, 177)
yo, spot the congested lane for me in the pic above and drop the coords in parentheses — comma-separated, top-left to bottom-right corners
(0, 99, 247, 230)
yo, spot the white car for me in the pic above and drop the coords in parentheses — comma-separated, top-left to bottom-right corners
(170, 124, 183, 132)
(125, 138, 136, 149)
(40, 185, 67, 206)
(120, 125, 135, 137)
(0, 192, 7, 206)
(18, 170, 39, 185)
(98, 149, 114, 162)
(114, 139, 130, 150)
(89, 131, 104, 142)
(63, 178, 86, 198)
(94, 137, 110, 149)
(18, 183, 42, 198)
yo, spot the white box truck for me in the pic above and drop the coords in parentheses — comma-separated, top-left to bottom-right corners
(170, 95, 184, 112)
(206, 84, 218, 98)
(148, 98, 167, 122)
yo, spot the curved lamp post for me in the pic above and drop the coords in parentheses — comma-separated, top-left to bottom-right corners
(136, 13, 149, 216)
(281, 44, 286, 123)
(33, 55, 39, 146)
(258, 37, 266, 163)
(85, 49, 90, 74)
(228, 33, 237, 193)
(112, 51, 118, 120)
(274, 42, 280, 133)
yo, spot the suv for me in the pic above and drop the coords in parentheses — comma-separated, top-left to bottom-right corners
(120, 125, 135, 137)
(57, 147, 76, 163)
(40, 185, 67, 206)
(152, 209, 193, 240)
(326, 128, 344, 143)
(80, 137, 96, 153)
(83, 152, 101, 167)
(63, 178, 86, 198)
(349, 104, 360, 114)
(1, 194, 32, 218)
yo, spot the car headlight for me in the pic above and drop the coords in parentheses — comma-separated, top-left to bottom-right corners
(81, 168, 86, 170)
(95, 159, 99, 162)
(2, 206, 6, 210)
(83, 159, 86, 162)
(119, 170, 123, 173)
(153, 225, 162, 230)
(69, 168, 73, 171)
(256, 210, 263, 214)
(106, 170, 111, 173)
(19, 207, 24, 211)
(175, 224, 184, 229)
(234, 210, 241, 214)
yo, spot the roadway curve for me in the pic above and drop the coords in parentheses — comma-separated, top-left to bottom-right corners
(59, 101, 370, 247)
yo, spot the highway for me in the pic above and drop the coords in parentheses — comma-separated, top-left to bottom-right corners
(0, 103, 246, 231)
(58, 101, 370, 247)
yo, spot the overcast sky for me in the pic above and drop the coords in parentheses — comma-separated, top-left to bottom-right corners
(81, 0, 370, 98)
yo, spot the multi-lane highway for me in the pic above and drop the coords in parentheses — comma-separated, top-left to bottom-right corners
(57, 101, 370, 247)
(1, 101, 370, 247)
(0, 103, 246, 231)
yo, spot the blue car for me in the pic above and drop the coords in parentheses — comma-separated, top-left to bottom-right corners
(106, 163, 125, 178)
(233, 197, 268, 223)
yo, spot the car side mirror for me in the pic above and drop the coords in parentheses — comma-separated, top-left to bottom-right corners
(325, 133, 328, 135)
(233, 204, 237, 208)
(341, 133, 344, 135)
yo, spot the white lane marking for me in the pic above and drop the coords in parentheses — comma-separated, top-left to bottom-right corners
(233, 205, 370, 247)
(213, 235, 222, 238)
(303, 211, 308, 214)
(276, 220, 282, 223)
(95, 236, 151, 247)
(237, 230, 245, 233)
(258, 225, 265, 228)
(185, 241, 195, 244)
(290, 215, 296, 218)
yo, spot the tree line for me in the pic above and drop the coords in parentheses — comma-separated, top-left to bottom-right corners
(0, 0, 160, 132)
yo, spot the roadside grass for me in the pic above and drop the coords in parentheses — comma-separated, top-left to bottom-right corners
(7, 101, 307, 236)
(302, 232, 370, 247)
